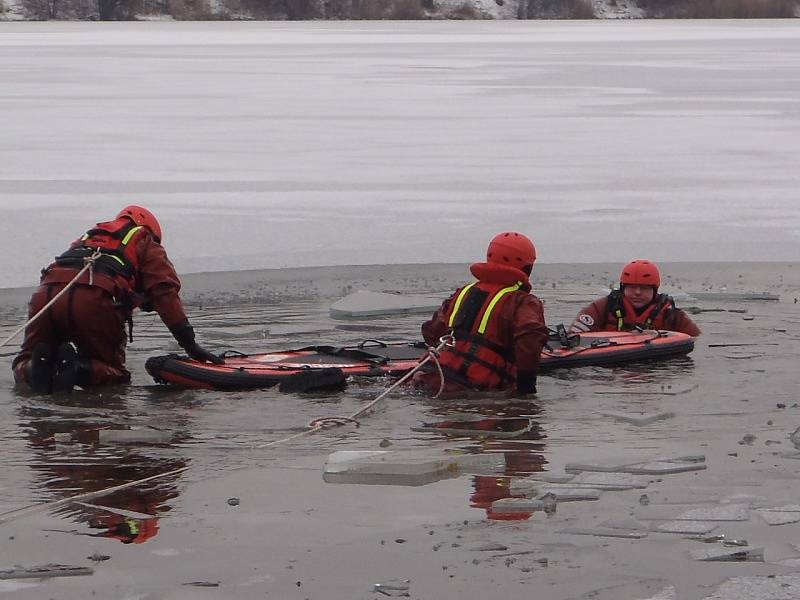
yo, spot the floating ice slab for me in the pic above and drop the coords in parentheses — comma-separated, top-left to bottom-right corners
(512, 475, 635, 496)
(702, 575, 800, 599)
(323, 450, 502, 486)
(565, 460, 642, 473)
(491, 498, 550, 514)
(0, 564, 93, 579)
(598, 517, 649, 531)
(509, 479, 539, 496)
(373, 578, 410, 596)
(676, 504, 750, 521)
(527, 473, 576, 484)
(656, 521, 719, 535)
(624, 461, 707, 475)
(556, 528, 648, 539)
(636, 586, 677, 600)
(536, 487, 602, 501)
(690, 546, 764, 562)
(565, 455, 705, 475)
(775, 558, 800, 567)
(330, 290, 442, 319)
(571, 472, 651, 490)
(755, 509, 800, 525)
(758, 504, 800, 512)
(469, 542, 508, 552)
(599, 411, 676, 427)
(719, 493, 767, 507)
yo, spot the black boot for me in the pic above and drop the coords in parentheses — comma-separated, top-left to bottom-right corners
(74, 358, 94, 389)
(28, 342, 54, 394)
(52, 343, 77, 394)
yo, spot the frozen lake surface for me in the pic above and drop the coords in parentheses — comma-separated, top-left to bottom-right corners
(1, 20, 800, 287)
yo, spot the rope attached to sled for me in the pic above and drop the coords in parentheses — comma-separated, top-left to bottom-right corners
(256, 335, 455, 450)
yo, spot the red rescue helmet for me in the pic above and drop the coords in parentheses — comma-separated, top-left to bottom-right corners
(486, 232, 536, 275)
(117, 205, 162, 243)
(620, 260, 661, 288)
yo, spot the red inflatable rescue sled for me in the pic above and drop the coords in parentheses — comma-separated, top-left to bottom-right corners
(146, 330, 694, 391)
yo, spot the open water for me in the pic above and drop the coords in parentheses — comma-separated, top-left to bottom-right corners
(1, 261, 800, 599)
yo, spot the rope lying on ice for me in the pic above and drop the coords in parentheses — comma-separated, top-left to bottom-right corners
(0, 466, 189, 526)
(0, 328, 451, 525)
(0, 250, 103, 349)
(256, 335, 454, 450)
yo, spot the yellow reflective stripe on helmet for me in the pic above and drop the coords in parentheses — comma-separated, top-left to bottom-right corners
(121, 225, 143, 246)
(477, 282, 521, 335)
(80, 233, 89, 241)
(448, 283, 476, 328)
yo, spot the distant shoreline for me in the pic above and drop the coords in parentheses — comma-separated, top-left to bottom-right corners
(2, 0, 798, 22)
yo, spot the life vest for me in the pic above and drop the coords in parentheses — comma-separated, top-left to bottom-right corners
(51, 217, 146, 297)
(606, 290, 675, 331)
(437, 280, 523, 390)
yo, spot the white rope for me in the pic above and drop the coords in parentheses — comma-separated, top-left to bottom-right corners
(256, 335, 455, 450)
(0, 251, 102, 349)
(0, 325, 451, 523)
(0, 466, 189, 526)
(0, 338, 453, 525)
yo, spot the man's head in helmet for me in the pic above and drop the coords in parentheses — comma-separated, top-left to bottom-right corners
(486, 232, 537, 277)
(619, 259, 661, 309)
(117, 205, 162, 243)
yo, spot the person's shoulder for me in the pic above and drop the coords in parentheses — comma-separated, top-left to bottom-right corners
(586, 295, 611, 310)
(134, 229, 169, 256)
(521, 291, 544, 306)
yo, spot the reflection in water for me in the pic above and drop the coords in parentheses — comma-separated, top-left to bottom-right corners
(0, 276, 717, 540)
(613, 356, 697, 387)
(426, 401, 546, 521)
(19, 397, 187, 544)
(546, 356, 696, 387)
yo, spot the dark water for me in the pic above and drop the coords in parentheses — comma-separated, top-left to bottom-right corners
(0, 262, 798, 556)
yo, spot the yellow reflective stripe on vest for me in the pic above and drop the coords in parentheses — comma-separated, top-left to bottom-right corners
(125, 518, 140, 535)
(121, 225, 143, 246)
(447, 283, 476, 329)
(616, 308, 654, 330)
(477, 282, 521, 334)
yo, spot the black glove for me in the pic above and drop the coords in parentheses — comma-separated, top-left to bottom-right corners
(516, 370, 537, 396)
(130, 293, 154, 312)
(169, 320, 223, 364)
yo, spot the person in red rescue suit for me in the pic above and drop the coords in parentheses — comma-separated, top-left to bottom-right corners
(12, 205, 222, 394)
(570, 259, 701, 337)
(417, 232, 549, 395)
